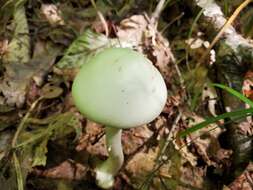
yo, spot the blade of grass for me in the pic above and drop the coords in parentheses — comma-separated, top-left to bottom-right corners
(179, 107, 253, 137)
(188, 8, 204, 39)
(13, 152, 24, 190)
(180, 111, 253, 145)
(212, 83, 253, 107)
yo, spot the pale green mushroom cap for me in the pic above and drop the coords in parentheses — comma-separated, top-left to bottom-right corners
(72, 48, 167, 128)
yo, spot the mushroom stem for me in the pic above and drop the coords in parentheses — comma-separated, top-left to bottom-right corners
(95, 126, 124, 189)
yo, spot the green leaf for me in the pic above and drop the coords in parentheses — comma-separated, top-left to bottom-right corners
(56, 30, 110, 69)
(212, 83, 253, 107)
(16, 112, 76, 148)
(179, 84, 253, 137)
(8, 112, 79, 190)
(7, 111, 79, 185)
(179, 107, 253, 137)
(32, 137, 49, 167)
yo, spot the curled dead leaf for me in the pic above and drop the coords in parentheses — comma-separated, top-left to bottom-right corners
(41, 83, 63, 99)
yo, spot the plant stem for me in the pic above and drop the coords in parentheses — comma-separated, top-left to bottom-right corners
(12, 97, 42, 148)
(95, 126, 124, 189)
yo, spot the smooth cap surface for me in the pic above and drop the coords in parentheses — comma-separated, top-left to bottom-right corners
(72, 48, 167, 128)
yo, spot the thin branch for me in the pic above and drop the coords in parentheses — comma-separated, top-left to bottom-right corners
(197, 0, 253, 67)
(151, 0, 166, 24)
(90, 0, 109, 36)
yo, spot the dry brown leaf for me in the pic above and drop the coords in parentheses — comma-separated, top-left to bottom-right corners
(228, 162, 253, 190)
(76, 120, 103, 152)
(86, 135, 108, 157)
(41, 4, 64, 25)
(174, 112, 228, 167)
(116, 14, 175, 84)
(77, 119, 154, 156)
(37, 160, 87, 180)
(237, 121, 253, 136)
(125, 147, 159, 180)
(187, 114, 224, 166)
(148, 32, 175, 85)
(122, 125, 153, 155)
(179, 163, 205, 189)
(116, 15, 148, 49)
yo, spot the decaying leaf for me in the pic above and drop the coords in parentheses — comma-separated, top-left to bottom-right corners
(41, 4, 64, 25)
(10, 111, 77, 183)
(37, 160, 87, 180)
(1, 38, 60, 107)
(116, 14, 175, 84)
(0, 3, 63, 106)
(179, 163, 205, 189)
(116, 15, 148, 48)
(77, 121, 154, 158)
(228, 162, 253, 190)
(179, 113, 231, 167)
(125, 147, 160, 187)
(0, 111, 19, 131)
(2, 5, 30, 64)
(31, 41, 62, 86)
(0, 5, 30, 107)
(76, 120, 103, 153)
(56, 30, 111, 69)
(2, 1, 251, 189)
(1, 111, 81, 190)
(0, 161, 18, 190)
(57, 14, 175, 87)
(122, 125, 153, 155)
(0, 63, 34, 107)
(32, 137, 49, 167)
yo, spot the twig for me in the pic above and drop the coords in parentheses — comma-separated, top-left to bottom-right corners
(90, 0, 109, 36)
(11, 97, 42, 148)
(151, 0, 166, 24)
(139, 112, 182, 189)
(173, 58, 186, 90)
(161, 12, 184, 34)
(196, 0, 253, 67)
(160, 112, 182, 156)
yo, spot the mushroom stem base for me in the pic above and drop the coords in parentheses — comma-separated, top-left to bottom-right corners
(95, 126, 124, 189)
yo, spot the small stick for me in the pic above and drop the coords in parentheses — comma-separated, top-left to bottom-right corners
(90, 0, 109, 36)
(197, 0, 252, 67)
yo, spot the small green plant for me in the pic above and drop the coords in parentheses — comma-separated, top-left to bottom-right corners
(179, 83, 253, 137)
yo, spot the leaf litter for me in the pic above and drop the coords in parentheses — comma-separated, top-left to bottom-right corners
(0, 1, 253, 190)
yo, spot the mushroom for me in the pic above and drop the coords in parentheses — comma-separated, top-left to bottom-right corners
(72, 47, 167, 189)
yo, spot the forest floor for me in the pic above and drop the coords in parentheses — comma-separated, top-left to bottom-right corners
(0, 0, 253, 190)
